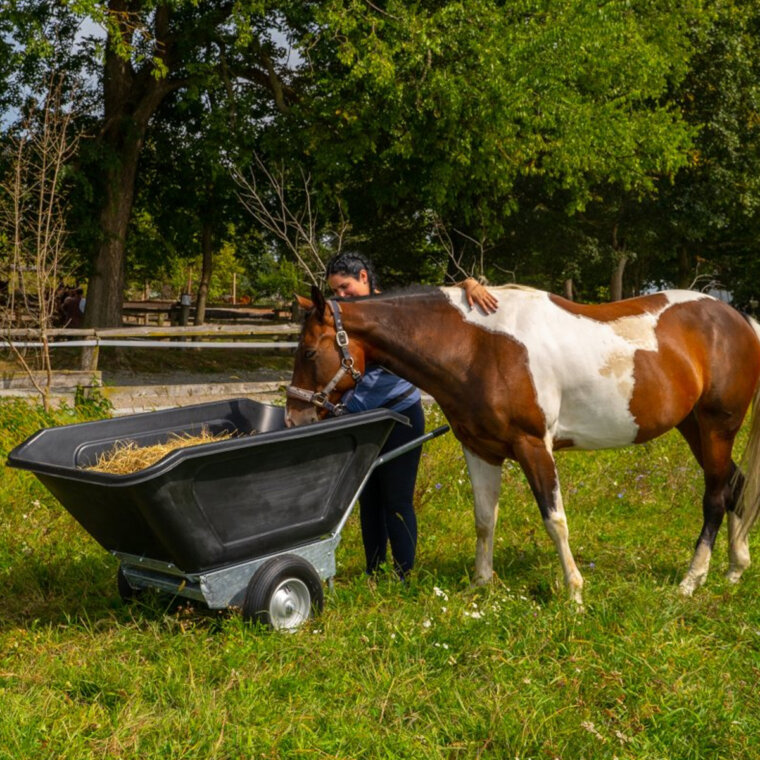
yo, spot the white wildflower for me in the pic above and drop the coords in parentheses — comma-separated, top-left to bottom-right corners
(581, 721, 607, 743)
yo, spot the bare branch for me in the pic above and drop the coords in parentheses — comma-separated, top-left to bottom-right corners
(0, 72, 83, 409)
(232, 154, 348, 287)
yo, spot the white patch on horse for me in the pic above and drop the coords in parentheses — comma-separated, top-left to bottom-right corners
(441, 287, 711, 450)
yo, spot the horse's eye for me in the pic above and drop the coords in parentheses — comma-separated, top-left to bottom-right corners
(304, 348, 317, 360)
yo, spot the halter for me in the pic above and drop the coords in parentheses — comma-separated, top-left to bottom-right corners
(286, 299, 363, 416)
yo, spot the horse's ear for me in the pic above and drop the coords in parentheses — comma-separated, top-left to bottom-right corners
(295, 294, 314, 311)
(310, 284, 327, 322)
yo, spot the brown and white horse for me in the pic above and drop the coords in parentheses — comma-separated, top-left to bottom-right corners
(286, 284, 760, 605)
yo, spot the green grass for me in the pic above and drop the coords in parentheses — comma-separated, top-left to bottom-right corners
(2, 399, 760, 759)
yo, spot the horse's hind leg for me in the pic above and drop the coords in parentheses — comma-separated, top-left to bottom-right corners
(513, 435, 584, 606)
(726, 467, 751, 583)
(678, 422, 736, 596)
(463, 447, 503, 585)
(677, 414, 750, 590)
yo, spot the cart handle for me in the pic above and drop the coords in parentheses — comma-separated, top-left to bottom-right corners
(370, 424, 450, 471)
(330, 424, 450, 541)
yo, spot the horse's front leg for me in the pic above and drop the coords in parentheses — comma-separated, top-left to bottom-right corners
(513, 435, 584, 606)
(463, 447, 503, 585)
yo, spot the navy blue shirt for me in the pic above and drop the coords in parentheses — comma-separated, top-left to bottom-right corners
(342, 365, 421, 414)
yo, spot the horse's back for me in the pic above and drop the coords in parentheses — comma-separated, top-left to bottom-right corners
(440, 287, 760, 449)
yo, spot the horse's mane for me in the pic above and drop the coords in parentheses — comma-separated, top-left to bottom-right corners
(487, 283, 536, 292)
(333, 284, 440, 303)
(333, 282, 537, 304)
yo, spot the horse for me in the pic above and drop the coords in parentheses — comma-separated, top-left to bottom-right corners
(285, 284, 760, 605)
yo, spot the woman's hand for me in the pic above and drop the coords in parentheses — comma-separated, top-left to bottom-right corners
(461, 278, 498, 314)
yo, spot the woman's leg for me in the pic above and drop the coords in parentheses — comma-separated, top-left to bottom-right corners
(376, 402, 425, 577)
(359, 471, 388, 573)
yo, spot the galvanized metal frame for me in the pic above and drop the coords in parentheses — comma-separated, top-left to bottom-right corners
(115, 425, 448, 608)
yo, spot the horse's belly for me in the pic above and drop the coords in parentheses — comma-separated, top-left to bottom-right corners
(552, 383, 639, 450)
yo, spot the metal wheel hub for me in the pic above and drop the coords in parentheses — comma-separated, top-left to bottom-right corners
(269, 578, 311, 630)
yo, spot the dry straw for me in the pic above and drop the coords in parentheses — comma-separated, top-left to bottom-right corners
(86, 428, 240, 475)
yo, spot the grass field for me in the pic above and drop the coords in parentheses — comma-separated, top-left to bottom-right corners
(1, 397, 759, 759)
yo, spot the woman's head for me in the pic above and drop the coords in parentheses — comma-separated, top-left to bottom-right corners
(325, 253, 378, 297)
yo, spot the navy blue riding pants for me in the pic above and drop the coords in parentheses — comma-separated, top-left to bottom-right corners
(358, 400, 425, 578)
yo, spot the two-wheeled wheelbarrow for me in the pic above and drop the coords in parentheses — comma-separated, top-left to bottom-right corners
(7, 398, 448, 629)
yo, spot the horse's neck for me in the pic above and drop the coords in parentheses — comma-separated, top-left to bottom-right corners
(341, 293, 459, 395)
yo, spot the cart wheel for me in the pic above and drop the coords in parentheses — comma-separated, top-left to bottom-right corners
(243, 555, 324, 630)
(117, 565, 143, 602)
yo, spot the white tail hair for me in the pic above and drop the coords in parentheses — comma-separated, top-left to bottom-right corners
(735, 317, 760, 540)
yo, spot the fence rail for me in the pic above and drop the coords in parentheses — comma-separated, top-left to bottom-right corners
(3, 323, 301, 371)
(3, 323, 300, 339)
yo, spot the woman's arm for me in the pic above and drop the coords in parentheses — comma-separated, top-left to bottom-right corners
(458, 278, 499, 314)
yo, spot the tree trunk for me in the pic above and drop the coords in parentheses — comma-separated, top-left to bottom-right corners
(84, 149, 140, 327)
(677, 245, 692, 289)
(195, 221, 214, 326)
(609, 222, 627, 301)
(610, 255, 628, 301)
(84, 2, 178, 327)
(563, 278, 574, 300)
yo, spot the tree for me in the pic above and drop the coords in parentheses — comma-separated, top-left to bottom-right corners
(638, 0, 760, 304)
(291, 0, 698, 268)
(4, 0, 758, 312)
(3, 1, 303, 326)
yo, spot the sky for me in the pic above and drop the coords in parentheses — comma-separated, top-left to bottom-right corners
(1, 14, 104, 129)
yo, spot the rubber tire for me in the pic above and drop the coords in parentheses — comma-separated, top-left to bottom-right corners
(242, 555, 324, 630)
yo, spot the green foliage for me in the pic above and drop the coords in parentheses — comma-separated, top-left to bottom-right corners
(638, 0, 760, 301)
(241, 249, 302, 301)
(73, 387, 114, 420)
(2, 0, 760, 309)
(301, 0, 697, 229)
(2, 400, 760, 757)
(159, 239, 246, 302)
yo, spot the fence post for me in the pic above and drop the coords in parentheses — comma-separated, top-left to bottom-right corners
(80, 344, 100, 371)
(179, 293, 192, 326)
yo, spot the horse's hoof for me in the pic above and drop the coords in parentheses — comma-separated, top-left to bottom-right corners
(725, 570, 743, 584)
(678, 578, 696, 597)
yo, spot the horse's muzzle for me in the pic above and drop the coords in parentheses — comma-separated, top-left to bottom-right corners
(285, 406, 320, 427)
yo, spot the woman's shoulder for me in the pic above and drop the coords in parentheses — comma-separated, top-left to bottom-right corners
(344, 364, 419, 413)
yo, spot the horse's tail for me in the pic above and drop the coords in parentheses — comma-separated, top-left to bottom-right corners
(735, 316, 760, 539)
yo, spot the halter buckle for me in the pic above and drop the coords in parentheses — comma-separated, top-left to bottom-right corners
(335, 329, 349, 348)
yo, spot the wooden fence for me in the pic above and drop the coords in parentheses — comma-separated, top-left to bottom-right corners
(3, 323, 301, 372)
(121, 301, 296, 326)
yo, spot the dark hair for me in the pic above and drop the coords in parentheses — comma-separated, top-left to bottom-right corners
(324, 252, 380, 293)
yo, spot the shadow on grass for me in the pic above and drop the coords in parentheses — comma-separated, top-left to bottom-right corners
(0, 552, 234, 631)
(415, 542, 563, 605)
(1, 541, 702, 633)
(420, 538, 693, 608)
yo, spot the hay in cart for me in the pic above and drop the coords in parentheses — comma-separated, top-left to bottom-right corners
(86, 428, 240, 474)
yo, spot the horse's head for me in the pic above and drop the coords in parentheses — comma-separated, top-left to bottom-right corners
(285, 285, 366, 427)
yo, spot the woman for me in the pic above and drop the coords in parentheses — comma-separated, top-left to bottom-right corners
(324, 253, 497, 579)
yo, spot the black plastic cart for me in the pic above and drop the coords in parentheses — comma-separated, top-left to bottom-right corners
(7, 398, 447, 629)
